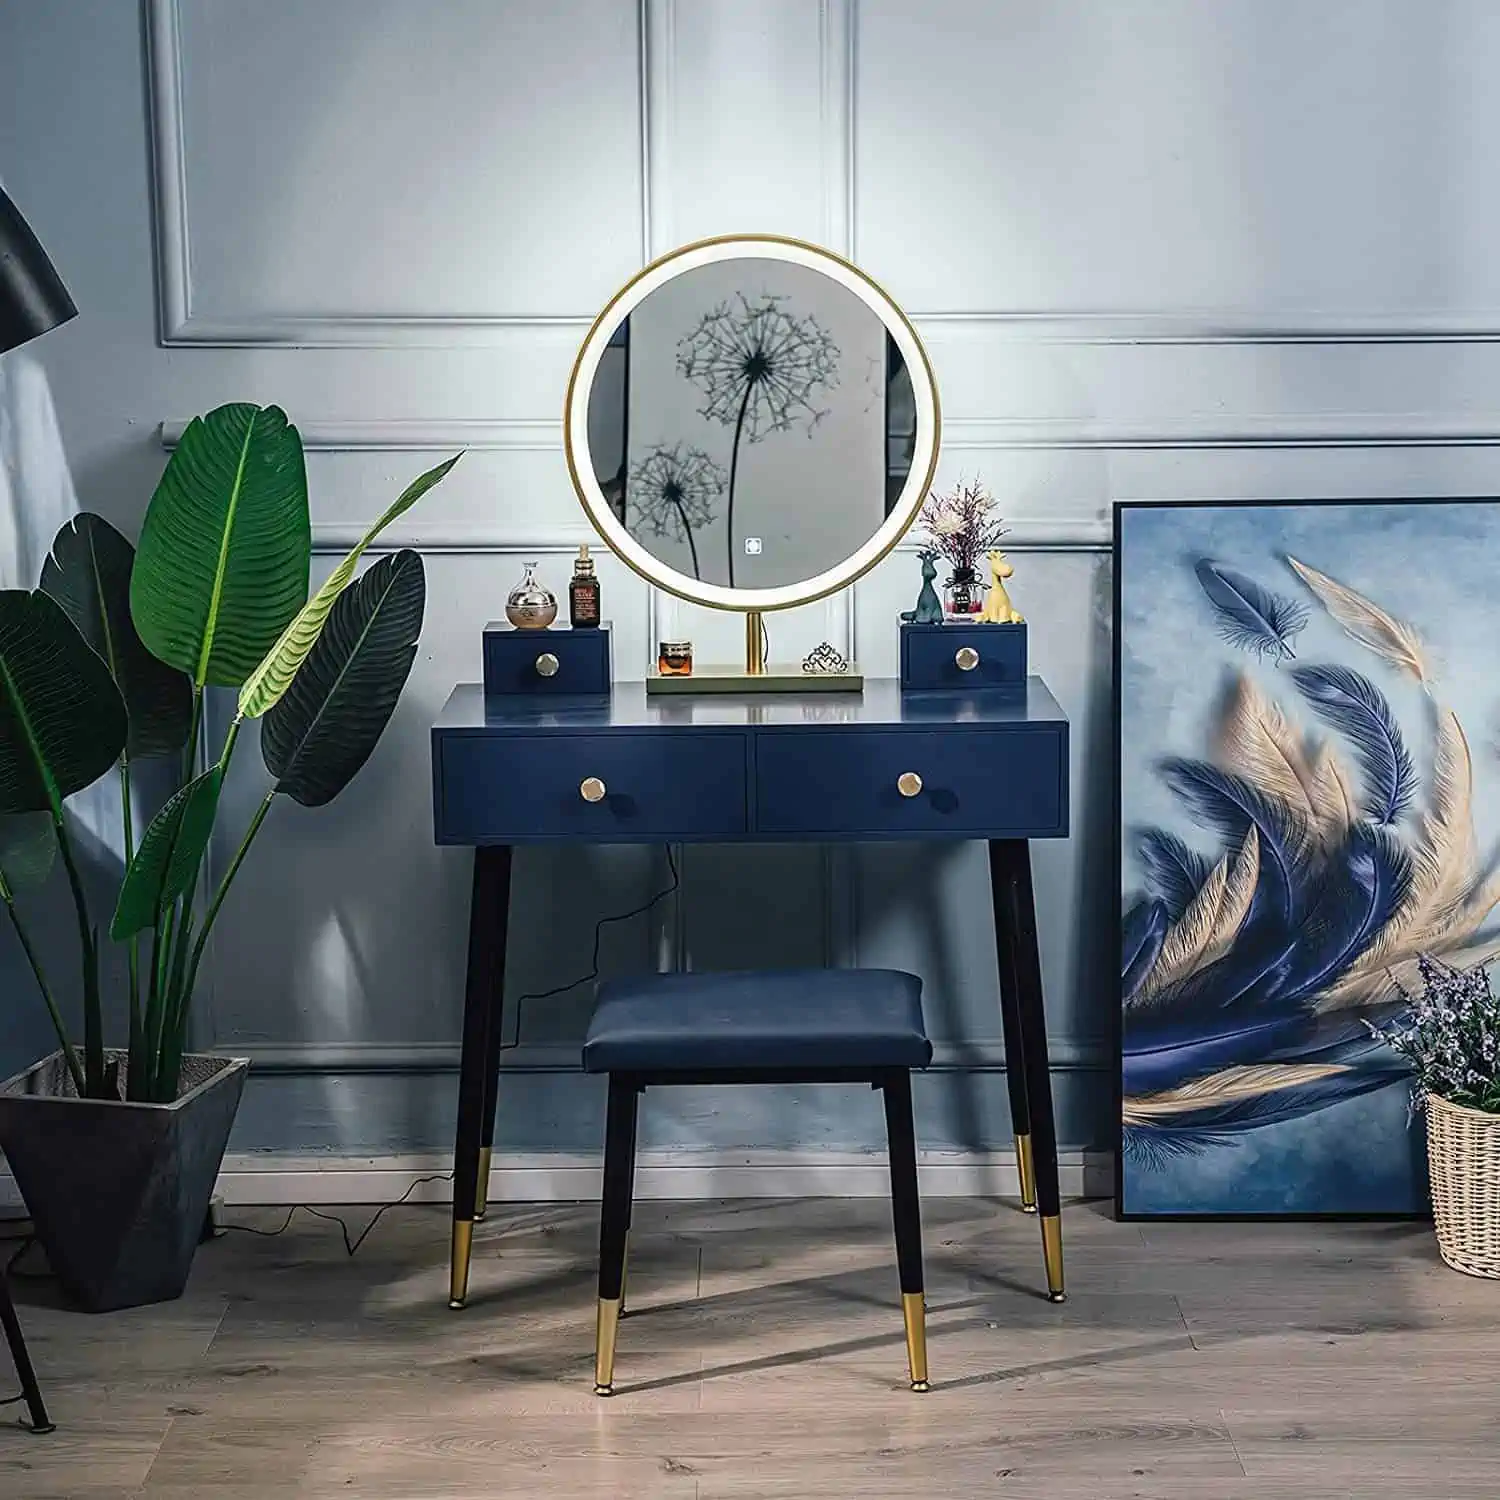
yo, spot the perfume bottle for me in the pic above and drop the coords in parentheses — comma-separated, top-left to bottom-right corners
(569, 544, 601, 628)
(505, 561, 557, 629)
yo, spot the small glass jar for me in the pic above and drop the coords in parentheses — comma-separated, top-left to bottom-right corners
(657, 640, 693, 676)
(943, 567, 985, 618)
(505, 561, 558, 629)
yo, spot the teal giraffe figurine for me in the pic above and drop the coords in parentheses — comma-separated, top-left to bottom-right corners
(900, 548, 944, 624)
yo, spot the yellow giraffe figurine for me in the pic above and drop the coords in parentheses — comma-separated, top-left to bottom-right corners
(978, 549, 1024, 624)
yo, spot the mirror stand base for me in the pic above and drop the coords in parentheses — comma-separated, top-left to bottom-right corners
(645, 666, 864, 695)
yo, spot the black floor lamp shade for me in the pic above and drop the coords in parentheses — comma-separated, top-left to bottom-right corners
(0, 186, 76, 356)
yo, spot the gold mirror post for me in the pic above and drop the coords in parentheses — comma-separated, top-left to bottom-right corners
(745, 611, 765, 675)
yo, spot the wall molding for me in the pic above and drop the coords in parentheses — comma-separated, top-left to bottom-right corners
(146, 0, 653, 347)
(0, 1148, 1113, 1207)
(942, 415, 1500, 450)
(159, 418, 561, 453)
(226, 1038, 1109, 1075)
(166, 414, 1500, 458)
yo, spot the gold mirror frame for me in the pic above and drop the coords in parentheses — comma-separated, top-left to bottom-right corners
(563, 234, 941, 670)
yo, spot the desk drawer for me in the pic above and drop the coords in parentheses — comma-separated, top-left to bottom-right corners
(755, 727, 1066, 838)
(437, 732, 748, 842)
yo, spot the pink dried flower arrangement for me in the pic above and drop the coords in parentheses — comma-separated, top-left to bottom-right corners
(916, 478, 1009, 577)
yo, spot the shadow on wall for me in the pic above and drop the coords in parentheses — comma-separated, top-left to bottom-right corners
(0, 352, 133, 1079)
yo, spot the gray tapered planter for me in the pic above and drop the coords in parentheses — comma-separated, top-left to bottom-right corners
(0, 1050, 247, 1312)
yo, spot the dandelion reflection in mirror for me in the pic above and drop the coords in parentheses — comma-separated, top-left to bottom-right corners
(626, 442, 726, 582)
(677, 293, 840, 585)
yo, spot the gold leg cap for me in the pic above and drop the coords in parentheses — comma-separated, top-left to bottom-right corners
(449, 1219, 474, 1310)
(1041, 1212, 1065, 1302)
(474, 1145, 493, 1221)
(1016, 1132, 1038, 1213)
(595, 1296, 622, 1394)
(901, 1291, 929, 1391)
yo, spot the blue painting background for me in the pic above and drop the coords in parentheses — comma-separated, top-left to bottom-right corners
(1118, 499, 1500, 1215)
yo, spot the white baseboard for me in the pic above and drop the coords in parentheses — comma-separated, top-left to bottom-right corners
(1, 1148, 1111, 1209)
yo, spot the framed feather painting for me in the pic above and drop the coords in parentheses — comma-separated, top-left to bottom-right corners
(1114, 497, 1500, 1218)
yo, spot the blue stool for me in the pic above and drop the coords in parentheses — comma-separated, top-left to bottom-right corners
(581, 967, 934, 1395)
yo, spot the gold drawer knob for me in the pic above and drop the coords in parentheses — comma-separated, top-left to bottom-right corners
(955, 646, 980, 672)
(580, 776, 607, 803)
(897, 771, 923, 799)
(535, 652, 560, 677)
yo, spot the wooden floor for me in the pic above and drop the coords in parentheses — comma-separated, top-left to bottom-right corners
(1, 1196, 1495, 1498)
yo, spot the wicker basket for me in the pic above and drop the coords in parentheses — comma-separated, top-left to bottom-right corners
(1426, 1091, 1500, 1278)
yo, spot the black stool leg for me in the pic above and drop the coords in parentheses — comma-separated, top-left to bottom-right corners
(991, 859, 1037, 1214)
(595, 1073, 638, 1395)
(990, 839, 1065, 1302)
(450, 845, 512, 1309)
(0, 1275, 53, 1434)
(882, 1069, 929, 1392)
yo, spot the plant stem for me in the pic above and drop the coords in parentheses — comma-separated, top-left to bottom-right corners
(157, 908, 195, 1101)
(183, 685, 204, 786)
(51, 813, 102, 1096)
(724, 381, 754, 587)
(119, 757, 143, 1092)
(0, 872, 85, 1096)
(183, 788, 274, 1009)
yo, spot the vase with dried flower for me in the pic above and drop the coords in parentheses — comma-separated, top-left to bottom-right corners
(915, 479, 1009, 618)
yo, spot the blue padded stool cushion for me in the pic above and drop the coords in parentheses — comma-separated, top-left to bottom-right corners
(582, 968, 931, 1074)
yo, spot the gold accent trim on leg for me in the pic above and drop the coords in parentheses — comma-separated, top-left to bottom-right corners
(594, 1297, 622, 1395)
(475, 1146, 493, 1221)
(448, 1220, 474, 1310)
(1041, 1213, 1066, 1303)
(1016, 1132, 1037, 1214)
(901, 1291, 930, 1392)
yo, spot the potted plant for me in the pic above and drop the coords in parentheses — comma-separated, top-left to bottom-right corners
(0, 402, 457, 1310)
(1378, 954, 1500, 1278)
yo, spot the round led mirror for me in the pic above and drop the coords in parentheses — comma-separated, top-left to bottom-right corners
(564, 235, 940, 626)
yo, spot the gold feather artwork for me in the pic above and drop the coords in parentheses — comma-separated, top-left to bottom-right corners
(1123, 1062, 1353, 1126)
(1136, 826, 1260, 1002)
(1285, 555, 1430, 685)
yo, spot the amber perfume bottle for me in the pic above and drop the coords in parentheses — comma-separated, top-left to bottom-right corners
(569, 544, 601, 628)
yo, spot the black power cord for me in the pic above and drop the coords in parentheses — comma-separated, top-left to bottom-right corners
(220, 845, 682, 1256)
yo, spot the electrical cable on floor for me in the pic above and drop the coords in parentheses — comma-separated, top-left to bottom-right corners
(218, 845, 682, 1258)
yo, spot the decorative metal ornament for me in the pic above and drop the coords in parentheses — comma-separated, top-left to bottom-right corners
(802, 641, 849, 675)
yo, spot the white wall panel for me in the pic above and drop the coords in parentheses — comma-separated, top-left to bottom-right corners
(859, 0, 1500, 337)
(156, 0, 646, 342)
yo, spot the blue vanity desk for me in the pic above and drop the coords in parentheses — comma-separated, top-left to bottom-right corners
(430, 675, 1072, 1305)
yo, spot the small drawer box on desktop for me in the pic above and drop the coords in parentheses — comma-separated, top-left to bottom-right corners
(899, 621, 1026, 691)
(483, 622, 612, 697)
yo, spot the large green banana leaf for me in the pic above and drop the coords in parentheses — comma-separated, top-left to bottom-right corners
(41, 513, 192, 758)
(237, 455, 457, 721)
(110, 765, 223, 940)
(260, 550, 426, 806)
(132, 404, 310, 688)
(0, 590, 127, 815)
